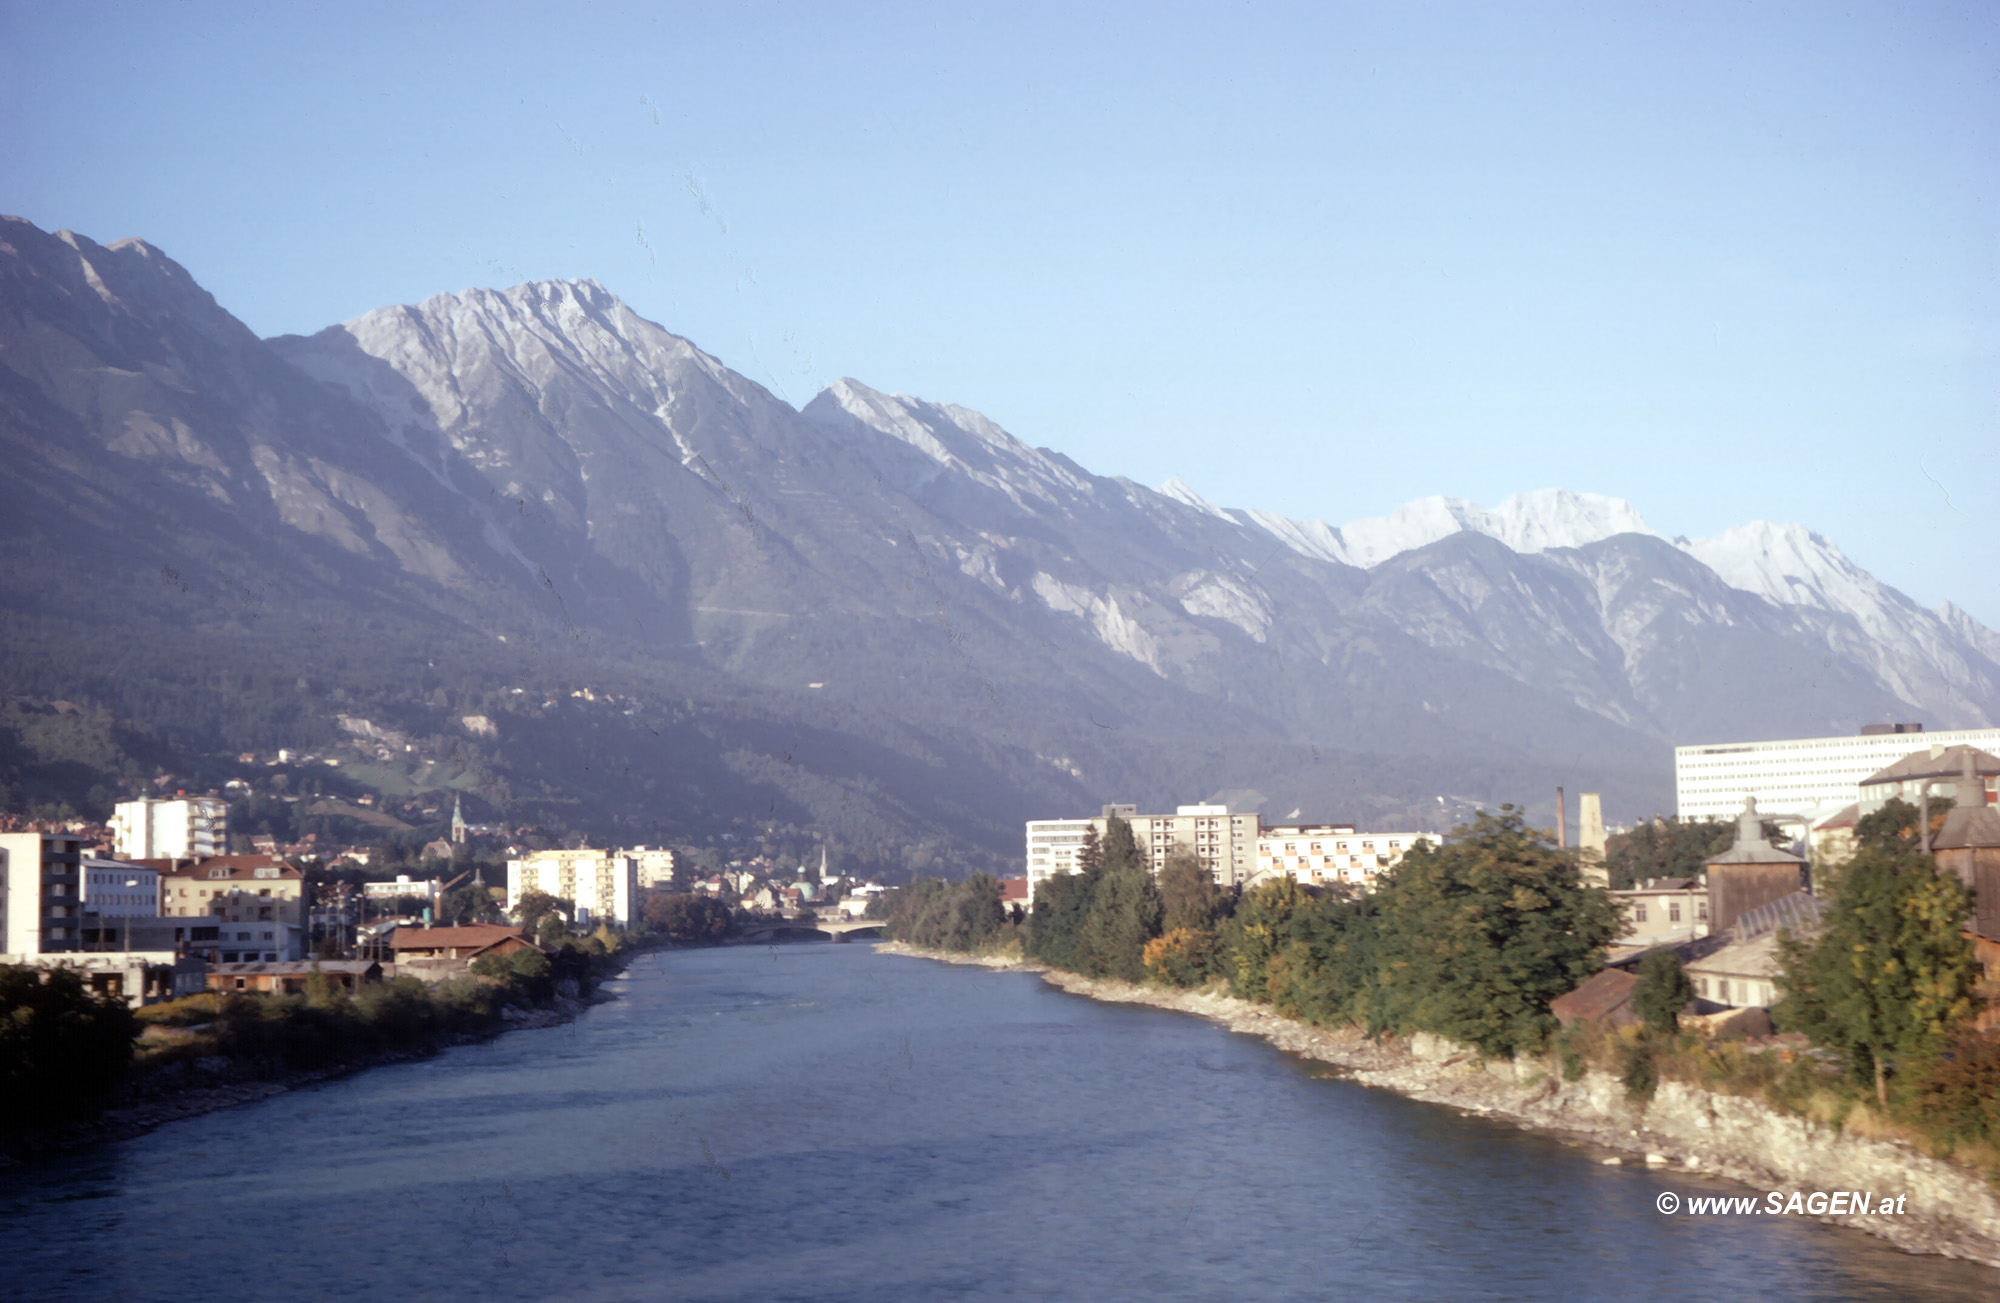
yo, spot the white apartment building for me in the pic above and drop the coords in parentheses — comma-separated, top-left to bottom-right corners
(1025, 803, 1262, 902)
(0, 831, 85, 957)
(623, 846, 678, 887)
(111, 797, 229, 860)
(81, 856, 159, 919)
(507, 849, 638, 928)
(1254, 826, 1433, 889)
(1675, 725, 2000, 824)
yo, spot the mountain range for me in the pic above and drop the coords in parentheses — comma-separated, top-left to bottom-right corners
(3, 215, 1995, 872)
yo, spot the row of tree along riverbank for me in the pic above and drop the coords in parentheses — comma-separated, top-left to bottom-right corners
(0, 929, 644, 1159)
(877, 803, 1999, 1193)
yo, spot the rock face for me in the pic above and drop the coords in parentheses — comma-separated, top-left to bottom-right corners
(3, 213, 1998, 851)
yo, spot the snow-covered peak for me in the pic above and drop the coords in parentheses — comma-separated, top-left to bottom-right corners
(279, 278, 767, 437)
(1240, 488, 1658, 570)
(1156, 477, 1231, 520)
(801, 378, 1094, 510)
(1680, 521, 1876, 616)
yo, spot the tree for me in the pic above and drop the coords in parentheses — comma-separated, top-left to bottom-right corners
(536, 914, 569, 948)
(511, 888, 568, 936)
(438, 883, 499, 926)
(1221, 876, 1313, 1003)
(642, 892, 737, 941)
(1778, 843, 1978, 1105)
(1158, 849, 1224, 934)
(1026, 871, 1095, 970)
(1075, 817, 1162, 981)
(1605, 816, 1789, 890)
(1853, 796, 1952, 854)
(1143, 928, 1219, 988)
(1367, 807, 1622, 1058)
(1631, 950, 1694, 1034)
(0, 965, 137, 1127)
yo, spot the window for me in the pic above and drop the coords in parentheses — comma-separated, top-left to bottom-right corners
(1634, 904, 1648, 923)
(1668, 903, 1682, 923)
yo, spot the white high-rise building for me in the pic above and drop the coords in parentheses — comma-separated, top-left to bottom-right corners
(506, 849, 638, 929)
(1025, 803, 1262, 903)
(0, 831, 85, 956)
(1675, 725, 2000, 825)
(111, 797, 229, 860)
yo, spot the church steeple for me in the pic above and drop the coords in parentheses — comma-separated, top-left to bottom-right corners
(451, 795, 468, 845)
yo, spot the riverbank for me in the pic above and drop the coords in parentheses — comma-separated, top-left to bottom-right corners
(878, 942, 2000, 1267)
(1, 983, 613, 1166)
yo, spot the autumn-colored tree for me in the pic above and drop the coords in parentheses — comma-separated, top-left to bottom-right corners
(1221, 876, 1313, 1003)
(1143, 928, 1218, 988)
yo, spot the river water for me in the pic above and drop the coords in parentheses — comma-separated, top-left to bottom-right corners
(4, 942, 1994, 1301)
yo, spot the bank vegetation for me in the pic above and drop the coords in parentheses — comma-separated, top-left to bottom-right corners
(879, 804, 1998, 1183)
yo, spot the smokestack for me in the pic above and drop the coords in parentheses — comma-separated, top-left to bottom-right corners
(1556, 786, 1567, 847)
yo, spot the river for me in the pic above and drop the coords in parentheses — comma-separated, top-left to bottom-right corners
(3, 942, 1994, 1301)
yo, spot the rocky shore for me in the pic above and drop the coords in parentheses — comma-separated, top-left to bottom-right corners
(878, 942, 2000, 1267)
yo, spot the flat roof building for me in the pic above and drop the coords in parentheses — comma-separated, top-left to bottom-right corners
(1024, 803, 1263, 903)
(1675, 725, 2000, 825)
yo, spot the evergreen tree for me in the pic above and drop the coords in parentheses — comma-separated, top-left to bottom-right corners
(1027, 871, 1095, 970)
(1777, 842, 1978, 1104)
(1075, 817, 1162, 981)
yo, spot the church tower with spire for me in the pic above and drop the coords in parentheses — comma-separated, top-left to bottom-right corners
(451, 794, 468, 845)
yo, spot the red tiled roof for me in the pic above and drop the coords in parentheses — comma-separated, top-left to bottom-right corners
(389, 924, 527, 952)
(998, 878, 1031, 902)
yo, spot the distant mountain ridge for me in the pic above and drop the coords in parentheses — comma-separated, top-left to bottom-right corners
(3, 214, 1996, 865)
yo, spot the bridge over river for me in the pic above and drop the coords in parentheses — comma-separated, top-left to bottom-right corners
(737, 917, 884, 943)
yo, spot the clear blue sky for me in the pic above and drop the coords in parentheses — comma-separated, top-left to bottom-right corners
(5, 1, 1995, 624)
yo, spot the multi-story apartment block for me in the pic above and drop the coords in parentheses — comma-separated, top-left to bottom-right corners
(1675, 725, 2000, 824)
(1024, 803, 1262, 903)
(1254, 826, 1432, 889)
(111, 797, 229, 860)
(80, 856, 160, 919)
(623, 846, 678, 888)
(0, 830, 85, 956)
(153, 857, 306, 960)
(507, 849, 638, 928)
(1132, 805, 1262, 885)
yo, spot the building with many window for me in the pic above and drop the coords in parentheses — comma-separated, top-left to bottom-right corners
(1024, 803, 1262, 903)
(1675, 725, 2000, 825)
(0, 830, 84, 956)
(506, 848, 638, 928)
(1253, 826, 1432, 889)
(111, 797, 229, 860)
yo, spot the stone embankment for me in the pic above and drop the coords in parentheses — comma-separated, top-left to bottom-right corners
(879, 943, 2000, 1266)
